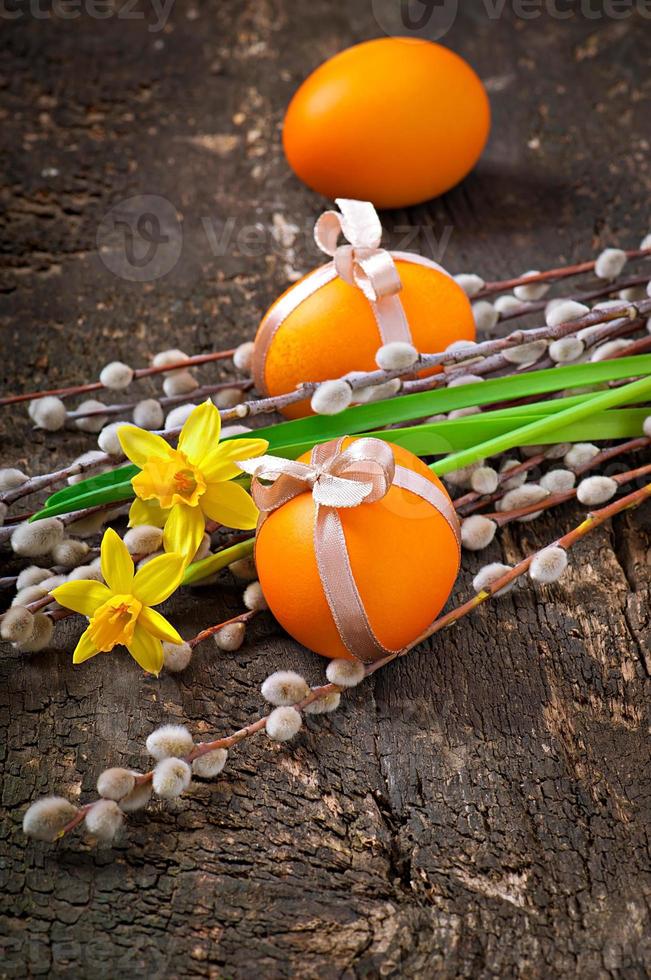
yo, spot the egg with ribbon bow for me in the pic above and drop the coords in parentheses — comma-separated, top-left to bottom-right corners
(238, 437, 460, 662)
(283, 37, 490, 209)
(251, 198, 475, 419)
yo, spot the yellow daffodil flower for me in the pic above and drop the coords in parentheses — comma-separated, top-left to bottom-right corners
(51, 528, 185, 675)
(117, 400, 268, 564)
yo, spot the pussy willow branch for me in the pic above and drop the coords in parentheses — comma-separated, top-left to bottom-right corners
(477, 247, 651, 298)
(51, 478, 651, 840)
(486, 461, 651, 525)
(66, 380, 254, 423)
(495, 273, 651, 324)
(0, 350, 237, 407)
(457, 436, 651, 517)
(3, 298, 650, 513)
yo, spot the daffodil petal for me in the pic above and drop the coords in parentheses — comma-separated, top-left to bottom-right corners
(163, 503, 205, 564)
(128, 497, 170, 529)
(178, 400, 221, 466)
(118, 425, 173, 469)
(50, 580, 112, 617)
(200, 481, 259, 530)
(200, 438, 269, 483)
(100, 527, 134, 594)
(138, 606, 183, 644)
(127, 623, 164, 675)
(132, 551, 185, 606)
(72, 626, 100, 665)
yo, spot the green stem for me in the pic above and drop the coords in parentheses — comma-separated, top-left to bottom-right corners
(431, 374, 651, 476)
(183, 537, 255, 586)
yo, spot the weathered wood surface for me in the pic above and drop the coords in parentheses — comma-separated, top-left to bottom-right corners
(1, 3, 651, 977)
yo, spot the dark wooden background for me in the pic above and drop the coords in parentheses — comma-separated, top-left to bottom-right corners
(1, 2, 651, 977)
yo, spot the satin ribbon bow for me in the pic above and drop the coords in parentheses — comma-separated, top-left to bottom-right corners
(314, 198, 404, 304)
(238, 438, 395, 512)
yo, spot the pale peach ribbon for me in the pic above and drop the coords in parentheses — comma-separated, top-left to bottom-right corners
(251, 199, 452, 397)
(238, 437, 460, 664)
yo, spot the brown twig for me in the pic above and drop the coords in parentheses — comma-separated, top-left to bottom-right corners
(478, 247, 651, 297)
(0, 349, 237, 407)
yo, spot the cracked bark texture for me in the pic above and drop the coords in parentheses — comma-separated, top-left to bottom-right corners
(1, 3, 651, 977)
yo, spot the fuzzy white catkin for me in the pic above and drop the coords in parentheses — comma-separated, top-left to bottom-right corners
(261, 670, 310, 706)
(213, 388, 243, 409)
(540, 469, 576, 493)
(448, 406, 481, 419)
(165, 403, 196, 429)
(233, 341, 255, 372)
(544, 300, 590, 328)
(75, 400, 108, 433)
(1, 606, 35, 643)
(192, 534, 211, 564)
(460, 515, 497, 551)
(498, 483, 549, 519)
(445, 339, 479, 357)
(529, 546, 568, 584)
(454, 273, 485, 297)
(595, 248, 627, 280)
(513, 272, 549, 301)
(51, 539, 89, 567)
(229, 556, 257, 581)
(30, 396, 67, 432)
(564, 443, 599, 471)
(494, 294, 522, 316)
(152, 758, 192, 798)
(503, 340, 547, 365)
(590, 339, 633, 362)
(472, 300, 499, 332)
(641, 233, 651, 250)
(119, 778, 153, 813)
(243, 581, 267, 612)
(15, 613, 54, 652)
(162, 641, 193, 673)
(12, 584, 47, 607)
(123, 524, 164, 556)
(549, 336, 585, 363)
(97, 768, 136, 801)
(67, 564, 104, 582)
(0, 467, 28, 490)
(326, 658, 365, 687)
(643, 416, 651, 438)
(11, 518, 64, 557)
(22, 796, 78, 842)
(577, 476, 618, 505)
(447, 373, 484, 388)
(85, 799, 124, 842)
(500, 459, 527, 490)
(99, 361, 134, 390)
(265, 705, 302, 741)
(163, 371, 198, 397)
(67, 451, 108, 485)
(133, 398, 164, 429)
(618, 286, 646, 302)
(472, 563, 515, 597)
(375, 342, 418, 371)
(97, 422, 124, 457)
(192, 748, 228, 778)
(443, 461, 483, 489)
(40, 574, 66, 592)
(353, 379, 401, 404)
(213, 621, 246, 652)
(304, 692, 341, 714)
(146, 724, 194, 761)
(470, 466, 499, 495)
(311, 380, 353, 416)
(16, 566, 51, 589)
(152, 348, 189, 374)
(67, 512, 109, 538)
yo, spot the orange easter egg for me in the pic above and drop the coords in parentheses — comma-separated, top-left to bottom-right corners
(283, 38, 490, 209)
(252, 256, 475, 419)
(255, 439, 460, 661)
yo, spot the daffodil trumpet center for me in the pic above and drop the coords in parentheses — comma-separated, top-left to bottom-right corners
(88, 594, 142, 652)
(133, 450, 207, 509)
